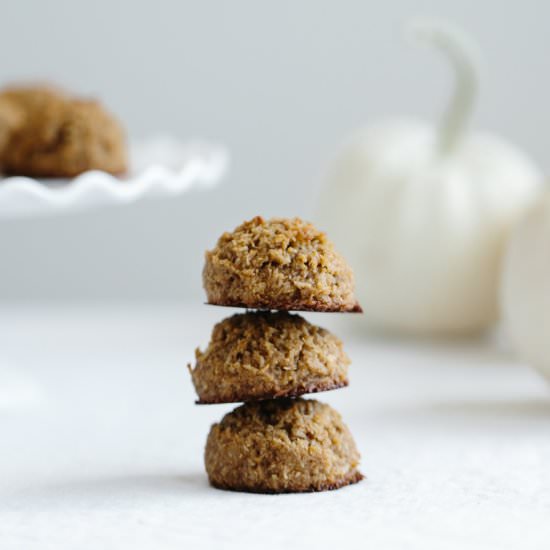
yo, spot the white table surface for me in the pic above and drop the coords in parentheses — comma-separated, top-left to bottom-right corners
(1, 305, 549, 550)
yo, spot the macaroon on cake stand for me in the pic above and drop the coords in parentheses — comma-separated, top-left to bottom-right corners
(0, 137, 228, 410)
(0, 138, 228, 219)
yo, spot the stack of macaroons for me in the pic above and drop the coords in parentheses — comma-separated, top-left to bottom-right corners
(189, 216, 363, 493)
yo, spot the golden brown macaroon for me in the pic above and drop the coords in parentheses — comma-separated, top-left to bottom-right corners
(0, 96, 24, 157)
(0, 87, 66, 167)
(203, 216, 362, 313)
(205, 398, 362, 493)
(189, 311, 350, 404)
(0, 85, 127, 177)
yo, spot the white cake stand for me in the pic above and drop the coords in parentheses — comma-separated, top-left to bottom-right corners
(0, 137, 228, 219)
(0, 137, 228, 409)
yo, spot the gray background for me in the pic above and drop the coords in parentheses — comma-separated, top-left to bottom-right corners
(1, 0, 548, 303)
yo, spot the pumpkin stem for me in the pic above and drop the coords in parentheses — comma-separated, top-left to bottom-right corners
(408, 18, 480, 154)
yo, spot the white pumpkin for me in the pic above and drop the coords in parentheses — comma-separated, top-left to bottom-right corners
(501, 193, 550, 380)
(318, 19, 543, 336)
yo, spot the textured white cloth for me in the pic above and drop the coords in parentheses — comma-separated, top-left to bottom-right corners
(1, 306, 549, 549)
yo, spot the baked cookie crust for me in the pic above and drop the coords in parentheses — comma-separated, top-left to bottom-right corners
(203, 217, 362, 313)
(205, 398, 363, 493)
(189, 311, 350, 404)
(0, 85, 127, 177)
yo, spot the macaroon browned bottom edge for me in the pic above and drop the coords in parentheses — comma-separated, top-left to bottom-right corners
(205, 299, 363, 314)
(208, 470, 364, 494)
(2, 167, 128, 178)
(195, 379, 349, 405)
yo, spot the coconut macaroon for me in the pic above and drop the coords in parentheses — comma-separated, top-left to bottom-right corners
(0, 85, 127, 177)
(189, 311, 350, 404)
(203, 216, 362, 313)
(205, 398, 362, 493)
(0, 96, 24, 157)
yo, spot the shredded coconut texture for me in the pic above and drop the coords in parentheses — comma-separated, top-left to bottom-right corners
(203, 216, 361, 312)
(0, 86, 127, 177)
(189, 311, 350, 404)
(205, 398, 362, 493)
